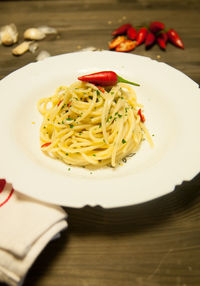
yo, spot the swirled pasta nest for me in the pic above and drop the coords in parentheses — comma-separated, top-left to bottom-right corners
(38, 81, 152, 169)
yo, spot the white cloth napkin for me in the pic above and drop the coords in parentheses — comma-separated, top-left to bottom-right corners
(0, 179, 68, 286)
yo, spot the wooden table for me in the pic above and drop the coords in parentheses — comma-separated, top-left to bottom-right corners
(0, 1, 200, 285)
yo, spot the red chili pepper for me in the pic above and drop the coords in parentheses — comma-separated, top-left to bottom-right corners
(149, 21, 165, 34)
(78, 71, 140, 86)
(97, 86, 105, 93)
(57, 100, 62, 106)
(145, 32, 156, 48)
(67, 102, 72, 107)
(115, 39, 136, 52)
(112, 23, 132, 36)
(0, 187, 14, 207)
(41, 142, 51, 148)
(157, 32, 168, 50)
(109, 36, 126, 50)
(126, 26, 137, 40)
(138, 108, 145, 122)
(167, 29, 184, 49)
(0, 179, 6, 194)
(136, 27, 148, 46)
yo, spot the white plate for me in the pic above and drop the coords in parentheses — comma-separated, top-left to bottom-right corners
(0, 51, 200, 208)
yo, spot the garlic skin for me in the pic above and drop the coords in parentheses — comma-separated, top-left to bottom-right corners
(29, 42, 39, 53)
(80, 46, 98, 52)
(0, 23, 18, 46)
(36, 50, 51, 61)
(24, 28, 46, 40)
(37, 26, 57, 35)
(12, 41, 33, 56)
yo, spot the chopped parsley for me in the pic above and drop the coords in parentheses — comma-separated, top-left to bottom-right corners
(69, 124, 74, 128)
(122, 157, 127, 163)
(107, 115, 112, 122)
(122, 139, 126, 144)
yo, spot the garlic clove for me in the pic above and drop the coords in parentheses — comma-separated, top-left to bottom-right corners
(24, 28, 46, 40)
(1, 33, 13, 46)
(37, 26, 57, 35)
(12, 41, 33, 56)
(0, 23, 18, 46)
(36, 50, 51, 61)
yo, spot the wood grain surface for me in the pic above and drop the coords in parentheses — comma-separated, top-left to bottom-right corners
(0, 1, 200, 286)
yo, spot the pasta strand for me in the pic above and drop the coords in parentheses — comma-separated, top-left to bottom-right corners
(38, 81, 152, 168)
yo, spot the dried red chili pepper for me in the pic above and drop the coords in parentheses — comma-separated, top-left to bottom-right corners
(109, 36, 126, 50)
(97, 86, 105, 93)
(145, 32, 156, 48)
(115, 39, 136, 52)
(149, 21, 165, 34)
(157, 32, 168, 50)
(67, 102, 72, 107)
(167, 29, 184, 49)
(112, 23, 132, 36)
(57, 100, 62, 106)
(138, 109, 145, 122)
(78, 71, 140, 86)
(136, 27, 148, 46)
(41, 142, 51, 148)
(0, 187, 14, 208)
(126, 26, 137, 40)
(0, 179, 6, 193)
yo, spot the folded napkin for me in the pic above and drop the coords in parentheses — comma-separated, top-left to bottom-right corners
(0, 179, 68, 286)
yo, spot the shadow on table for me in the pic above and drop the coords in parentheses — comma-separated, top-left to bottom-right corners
(64, 172, 200, 235)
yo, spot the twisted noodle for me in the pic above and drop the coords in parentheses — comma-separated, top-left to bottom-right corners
(37, 81, 153, 168)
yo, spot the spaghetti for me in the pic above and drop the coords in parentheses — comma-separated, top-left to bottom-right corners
(37, 81, 153, 168)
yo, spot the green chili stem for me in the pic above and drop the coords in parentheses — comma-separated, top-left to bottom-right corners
(117, 75, 140, 86)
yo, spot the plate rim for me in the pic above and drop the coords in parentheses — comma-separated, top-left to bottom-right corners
(0, 51, 200, 208)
